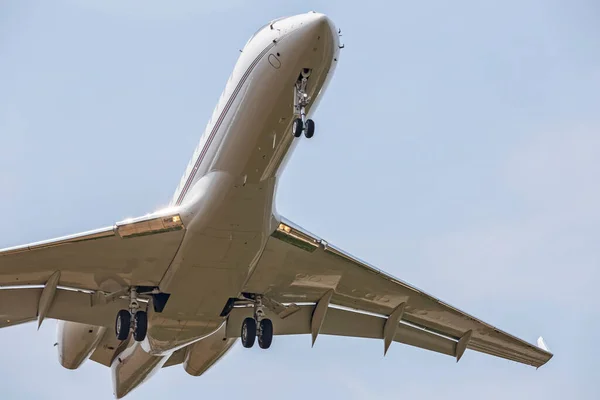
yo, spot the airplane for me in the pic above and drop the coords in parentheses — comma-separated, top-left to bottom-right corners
(0, 12, 552, 398)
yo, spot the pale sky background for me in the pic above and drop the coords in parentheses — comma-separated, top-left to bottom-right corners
(1, 0, 598, 399)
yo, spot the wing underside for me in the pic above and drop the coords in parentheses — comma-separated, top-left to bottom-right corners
(0, 210, 185, 291)
(242, 216, 553, 367)
(227, 305, 457, 356)
(0, 211, 552, 368)
(0, 210, 185, 338)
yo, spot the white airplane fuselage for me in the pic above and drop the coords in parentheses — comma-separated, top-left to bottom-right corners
(97, 12, 340, 397)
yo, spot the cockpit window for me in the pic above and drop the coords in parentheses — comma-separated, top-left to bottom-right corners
(244, 17, 287, 49)
(248, 17, 287, 40)
(250, 23, 269, 39)
(269, 16, 287, 28)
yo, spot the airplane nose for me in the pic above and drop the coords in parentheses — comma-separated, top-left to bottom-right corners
(291, 12, 338, 50)
(274, 12, 339, 66)
(304, 12, 336, 37)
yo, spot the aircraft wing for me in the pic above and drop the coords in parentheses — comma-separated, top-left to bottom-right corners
(241, 216, 553, 367)
(0, 286, 129, 328)
(0, 210, 185, 328)
(0, 210, 185, 292)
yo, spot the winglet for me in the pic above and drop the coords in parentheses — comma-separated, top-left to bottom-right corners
(537, 336, 550, 352)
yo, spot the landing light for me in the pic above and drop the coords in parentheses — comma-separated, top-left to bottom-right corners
(172, 215, 181, 223)
(279, 223, 292, 233)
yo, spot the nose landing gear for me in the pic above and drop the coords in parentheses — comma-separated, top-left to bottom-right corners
(240, 295, 274, 350)
(292, 69, 315, 139)
(114, 287, 149, 342)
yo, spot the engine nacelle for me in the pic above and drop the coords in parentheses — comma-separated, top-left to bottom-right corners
(184, 322, 236, 376)
(57, 320, 106, 370)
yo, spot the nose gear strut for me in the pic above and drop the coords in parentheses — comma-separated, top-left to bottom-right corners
(292, 69, 316, 139)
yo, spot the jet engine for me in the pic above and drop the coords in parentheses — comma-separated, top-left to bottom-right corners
(57, 320, 106, 369)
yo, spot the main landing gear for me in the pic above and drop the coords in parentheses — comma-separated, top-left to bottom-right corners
(115, 287, 148, 342)
(240, 295, 273, 349)
(292, 69, 315, 139)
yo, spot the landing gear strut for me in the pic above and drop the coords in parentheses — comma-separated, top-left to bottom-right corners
(240, 295, 273, 349)
(292, 69, 315, 139)
(115, 287, 148, 342)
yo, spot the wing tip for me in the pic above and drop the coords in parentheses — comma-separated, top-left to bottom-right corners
(537, 336, 551, 353)
(535, 336, 554, 369)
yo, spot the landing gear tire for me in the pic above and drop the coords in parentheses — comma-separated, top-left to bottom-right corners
(133, 311, 148, 342)
(241, 317, 257, 348)
(304, 119, 315, 139)
(115, 310, 131, 341)
(258, 319, 273, 349)
(292, 118, 303, 138)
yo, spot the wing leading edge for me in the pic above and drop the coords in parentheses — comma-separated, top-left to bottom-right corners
(242, 216, 553, 367)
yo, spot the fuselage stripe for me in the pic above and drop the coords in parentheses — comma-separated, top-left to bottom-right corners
(175, 43, 275, 206)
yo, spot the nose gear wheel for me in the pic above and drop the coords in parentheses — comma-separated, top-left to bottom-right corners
(292, 118, 304, 138)
(304, 119, 315, 138)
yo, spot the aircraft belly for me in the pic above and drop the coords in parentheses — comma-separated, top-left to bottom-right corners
(147, 178, 276, 354)
(164, 230, 262, 317)
(145, 14, 337, 356)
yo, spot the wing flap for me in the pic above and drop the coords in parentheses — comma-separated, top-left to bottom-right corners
(226, 305, 457, 357)
(0, 288, 128, 328)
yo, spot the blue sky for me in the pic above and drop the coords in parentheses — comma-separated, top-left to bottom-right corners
(1, 0, 598, 398)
